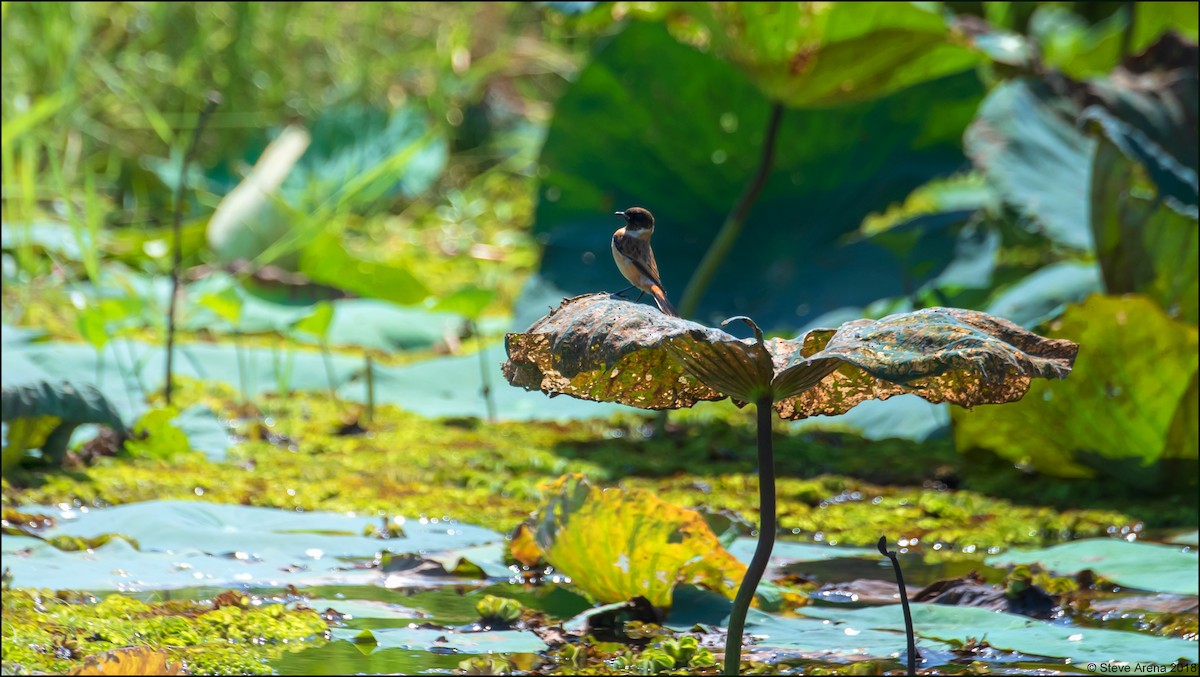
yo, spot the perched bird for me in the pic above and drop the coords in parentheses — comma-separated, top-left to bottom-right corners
(611, 207, 678, 316)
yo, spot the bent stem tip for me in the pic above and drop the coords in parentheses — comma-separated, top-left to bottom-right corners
(879, 536, 918, 676)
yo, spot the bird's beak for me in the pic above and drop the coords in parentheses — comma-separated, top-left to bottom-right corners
(614, 211, 625, 217)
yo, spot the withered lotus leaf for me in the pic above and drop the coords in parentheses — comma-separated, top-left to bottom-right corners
(504, 293, 733, 409)
(776, 307, 1080, 419)
(503, 294, 1078, 418)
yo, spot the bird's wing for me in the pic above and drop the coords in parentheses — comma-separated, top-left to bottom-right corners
(613, 235, 664, 287)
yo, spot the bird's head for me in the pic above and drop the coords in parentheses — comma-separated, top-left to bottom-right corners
(615, 206, 655, 232)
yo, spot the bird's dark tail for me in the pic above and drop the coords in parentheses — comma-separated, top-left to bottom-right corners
(649, 284, 678, 317)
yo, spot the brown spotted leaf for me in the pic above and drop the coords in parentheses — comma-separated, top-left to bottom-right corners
(775, 307, 1079, 420)
(504, 296, 1077, 419)
(504, 293, 745, 409)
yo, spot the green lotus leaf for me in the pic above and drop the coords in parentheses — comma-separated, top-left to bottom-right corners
(1, 380, 128, 469)
(966, 78, 1096, 250)
(658, 2, 980, 108)
(1090, 136, 1198, 324)
(530, 474, 749, 609)
(953, 295, 1198, 484)
(1081, 32, 1198, 211)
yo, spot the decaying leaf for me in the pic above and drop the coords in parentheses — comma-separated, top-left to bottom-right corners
(504, 293, 730, 409)
(65, 646, 185, 675)
(530, 474, 747, 609)
(776, 307, 1079, 419)
(504, 295, 1078, 420)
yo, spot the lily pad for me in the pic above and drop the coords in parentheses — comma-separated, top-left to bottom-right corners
(1, 501, 502, 592)
(799, 603, 1199, 667)
(665, 585, 947, 660)
(329, 626, 546, 654)
(988, 539, 1200, 595)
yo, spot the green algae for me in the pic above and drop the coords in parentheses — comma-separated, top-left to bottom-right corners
(4, 392, 1146, 548)
(0, 589, 329, 675)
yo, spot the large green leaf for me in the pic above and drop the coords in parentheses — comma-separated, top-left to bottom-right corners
(954, 295, 1199, 484)
(530, 474, 749, 609)
(655, 2, 980, 108)
(298, 231, 430, 306)
(988, 539, 1199, 595)
(530, 20, 984, 329)
(1081, 33, 1198, 215)
(1090, 138, 1199, 324)
(965, 78, 1096, 250)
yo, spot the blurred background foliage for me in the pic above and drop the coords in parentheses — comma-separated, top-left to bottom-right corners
(1, 2, 1197, 508)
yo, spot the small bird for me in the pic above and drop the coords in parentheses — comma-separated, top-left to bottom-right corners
(611, 207, 678, 316)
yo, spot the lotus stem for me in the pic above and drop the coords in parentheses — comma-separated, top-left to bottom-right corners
(678, 102, 784, 319)
(723, 393, 776, 675)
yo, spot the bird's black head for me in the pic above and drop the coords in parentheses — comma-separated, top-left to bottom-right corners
(615, 206, 655, 231)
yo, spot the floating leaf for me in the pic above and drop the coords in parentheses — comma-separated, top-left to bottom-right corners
(799, 603, 1198, 666)
(988, 539, 1199, 596)
(530, 474, 748, 609)
(1, 501, 502, 592)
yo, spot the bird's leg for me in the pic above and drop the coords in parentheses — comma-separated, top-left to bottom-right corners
(612, 285, 636, 298)
(636, 291, 645, 302)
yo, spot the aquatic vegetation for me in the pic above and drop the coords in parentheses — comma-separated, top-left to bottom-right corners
(0, 589, 328, 675)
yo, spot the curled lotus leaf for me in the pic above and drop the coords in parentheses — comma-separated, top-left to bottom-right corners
(504, 295, 1078, 419)
(775, 307, 1079, 420)
(504, 293, 736, 409)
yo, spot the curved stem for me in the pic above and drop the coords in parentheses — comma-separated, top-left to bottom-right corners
(723, 394, 776, 676)
(677, 102, 785, 319)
